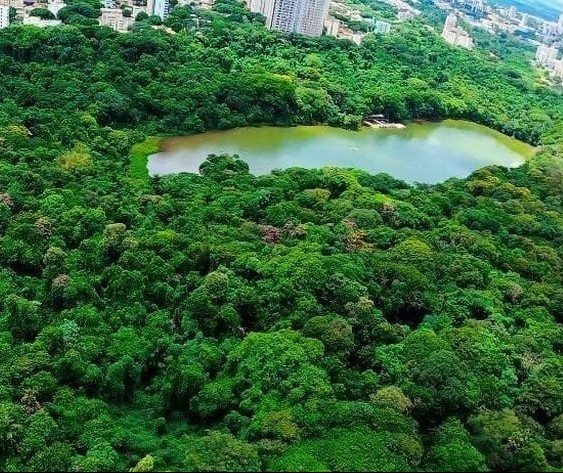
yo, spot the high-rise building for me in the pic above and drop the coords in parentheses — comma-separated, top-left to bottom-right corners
(297, 0, 330, 36)
(249, 0, 275, 22)
(0, 5, 9, 29)
(268, 0, 298, 33)
(520, 13, 530, 27)
(507, 6, 516, 19)
(249, 0, 330, 36)
(153, 0, 170, 19)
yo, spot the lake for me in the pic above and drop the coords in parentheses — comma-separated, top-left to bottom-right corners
(147, 120, 534, 184)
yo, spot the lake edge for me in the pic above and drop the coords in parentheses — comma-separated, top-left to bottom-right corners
(148, 120, 535, 184)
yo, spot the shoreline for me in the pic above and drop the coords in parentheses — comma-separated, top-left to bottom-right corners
(128, 136, 161, 188)
(145, 120, 533, 183)
(363, 121, 406, 129)
(135, 119, 536, 182)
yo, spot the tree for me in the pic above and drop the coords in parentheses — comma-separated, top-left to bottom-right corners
(130, 455, 155, 472)
(469, 409, 548, 471)
(424, 419, 487, 472)
(26, 442, 73, 472)
(57, 4, 100, 24)
(147, 15, 162, 26)
(5, 294, 41, 340)
(184, 431, 260, 472)
(135, 11, 149, 22)
(226, 330, 331, 404)
(409, 349, 480, 419)
(73, 442, 123, 472)
(302, 315, 354, 357)
(0, 402, 24, 455)
(370, 386, 412, 414)
(269, 428, 419, 472)
(30, 8, 56, 20)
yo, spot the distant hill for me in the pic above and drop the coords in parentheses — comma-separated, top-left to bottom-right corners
(493, 0, 563, 21)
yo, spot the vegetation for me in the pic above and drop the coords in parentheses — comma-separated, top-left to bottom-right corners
(129, 137, 161, 189)
(29, 8, 57, 20)
(1, 1, 563, 471)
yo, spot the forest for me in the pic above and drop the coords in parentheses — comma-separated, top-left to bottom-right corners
(2, 0, 563, 471)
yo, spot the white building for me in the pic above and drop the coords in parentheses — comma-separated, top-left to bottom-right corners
(153, 0, 170, 19)
(249, 0, 330, 36)
(268, 0, 296, 33)
(23, 16, 62, 26)
(48, 0, 65, 17)
(324, 16, 339, 36)
(0, 0, 22, 8)
(99, 8, 134, 31)
(520, 13, 530, 27)
(443, 13, 457, 32)
(542, 21, 557, 36)
(131, 5, 146, 17)
(553, 59, 563, 78)
(249, 0, 275, 20)
(442, 13, 472, 49)
(0, 5, 9, 28)
(536, 44, 559, 67)
(443, 28, 472, 48)
(375, 20, 391, 34)
(191, 0, 214, 9)
(507, 6, 516, 19)
(146, 0, 154, 16)
(295, 0, 330, 35)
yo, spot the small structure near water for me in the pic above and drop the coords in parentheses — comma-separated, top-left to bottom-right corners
(363, 114, 406, 129)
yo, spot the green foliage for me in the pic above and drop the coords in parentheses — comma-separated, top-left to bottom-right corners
(57, 3, 100, 25)
(135, 11, 149, 22)
(424, 419, 488, 472)
(129, 137, 161, 188)
(1, 2, 563, 472)
(30, 8, 56, 20)
(129, 454, 155, 472)
(269, 428, 419, 471)
(184, 431, 260, 472)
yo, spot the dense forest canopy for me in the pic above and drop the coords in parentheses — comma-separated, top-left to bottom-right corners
(2, 1, 563, 471)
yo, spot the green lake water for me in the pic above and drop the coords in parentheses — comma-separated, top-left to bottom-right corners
(148, 120, 534, 184)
